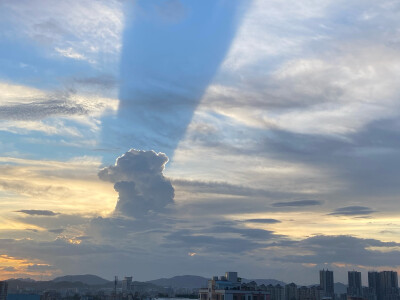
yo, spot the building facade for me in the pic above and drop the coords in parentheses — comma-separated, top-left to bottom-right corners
(348, 271, 362, 297)
(122, 277, 133, 292)
(285, 283, 298, 300)
(368, 271, 399, 300)
(0, 281, 8, 300)
(199, 272, 270, 300)
(320, 270, 334, 299)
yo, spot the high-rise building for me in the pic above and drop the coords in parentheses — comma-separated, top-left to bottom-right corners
(199, 272, 270, 300)
(320, 269, 334, 298)
(122, 276, 133, 292)
(348, 271, 362, 297)
(225, 272, 238, 283)
(369, 271, 399, 300)
(0, 281, 8, 300)
(379, 271, 399, 300)
(369, 272, 380, 298)
(285, 283, 298, 300)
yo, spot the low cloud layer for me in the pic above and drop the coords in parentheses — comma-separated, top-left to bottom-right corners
(272, 200, 323, 207)
(243, 219, 281, 224)
(329, 206, 376, 216)
(17, 210, 59, 216)
(99, 149, 174, 218)
(277, 235, 400, 267)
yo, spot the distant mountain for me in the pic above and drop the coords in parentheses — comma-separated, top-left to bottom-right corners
(147, 275, 208, 289)
(242, 279, 286, 286)
(6, 279, 89, 292)
(52, 274, 110, 285)
(8, 278, 36, 282)
(334, 282, 347, 294)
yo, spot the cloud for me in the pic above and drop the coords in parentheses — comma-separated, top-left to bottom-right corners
(0, 82, 119, 120)
(26, 264, 56, 271)
(1, 0, 123, 65)
(242, 219, 281, 224)
(1, 266, 17, 272)
(72, 75, 118, 89)
(161, 220, 286, 256)
(276, 235, 400, 267)
(55, 47, 87, 61)
(0, 81, 118, 137)
(48, 228, 65, 234)
(16, 210, 59, 216)
(272, 200, 322, 207)
(99, 149, 174, 218)
(172, 179, 292, 198)
(0, 100, 88, 121)
(208, 226, 279, 240)
(165, 230, 264, 254)
(328, 206, 376, 216)
(0, 156, 116, 219)
(0, 238, 120, 259)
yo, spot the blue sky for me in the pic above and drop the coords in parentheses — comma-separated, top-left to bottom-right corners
(1, 0, 400, 285)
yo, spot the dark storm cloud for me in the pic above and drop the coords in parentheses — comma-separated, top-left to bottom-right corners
(272, 200, 323, 207)
(99, 149, 174, 217)
(328, 206, 376, 216)
(243, 219, 281, 224)
(16, 210, 59, 216)
(276, 235, 400, 267)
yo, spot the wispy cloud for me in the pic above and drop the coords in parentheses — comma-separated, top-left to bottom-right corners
(272, 200, 323, 207)
(0, 0, 123, 65)
(329, 206, 376, 216)
(242, 219, 281, 224)
(16, 210, 59, 216)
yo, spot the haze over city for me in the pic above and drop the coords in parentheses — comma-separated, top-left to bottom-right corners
(0, 0, 400, 286)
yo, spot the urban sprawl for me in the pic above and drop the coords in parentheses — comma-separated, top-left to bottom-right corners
(0, 270, 399, 300)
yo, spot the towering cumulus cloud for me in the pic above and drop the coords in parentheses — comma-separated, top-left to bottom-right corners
(98, 149, 174, 218)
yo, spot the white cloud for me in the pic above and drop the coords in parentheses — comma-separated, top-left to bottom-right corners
(202, 44, 400, 137)
(0, 120, 82, 137)
(0, 81, 119, 135)
(222, 0, 331, 70)
(0, 155, 116, 217)
(0, 82, 46, 104)
(0, 0, 124, 65)
(55, 47, 87, 61)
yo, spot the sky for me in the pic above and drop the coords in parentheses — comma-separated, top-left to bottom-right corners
(1, 0, 400, 285)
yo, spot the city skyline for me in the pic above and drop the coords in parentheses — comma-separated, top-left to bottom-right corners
(1, 0, 400, 284)
(1, 269, 400, 300)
